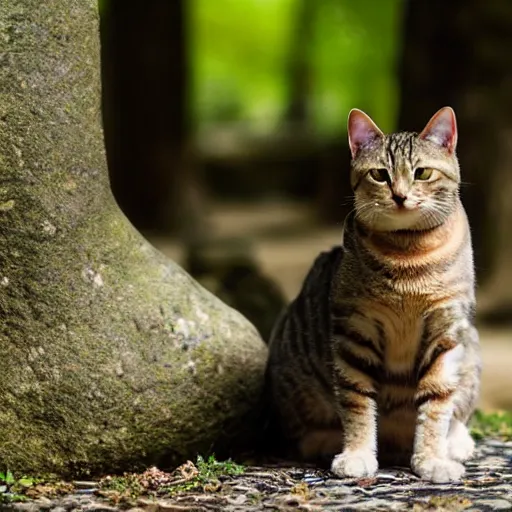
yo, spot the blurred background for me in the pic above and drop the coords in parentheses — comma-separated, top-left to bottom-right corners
(99, 0, 512, 411)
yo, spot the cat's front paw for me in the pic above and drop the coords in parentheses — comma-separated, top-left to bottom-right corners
(448, 421, 475, 462)
(411, 455, 465, 483)
(331, 450, 378, 478)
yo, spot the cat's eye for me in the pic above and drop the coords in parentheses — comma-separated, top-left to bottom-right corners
(369, 169, 389, 183)
(414, 168, 434, 181)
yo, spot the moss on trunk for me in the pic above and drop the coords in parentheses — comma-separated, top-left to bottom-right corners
(0, 0, 267, 475)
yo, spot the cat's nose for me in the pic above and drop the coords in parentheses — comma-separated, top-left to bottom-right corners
(392, 193, 407, 207)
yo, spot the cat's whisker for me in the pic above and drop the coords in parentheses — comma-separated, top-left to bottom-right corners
(342, 195, 356, 207)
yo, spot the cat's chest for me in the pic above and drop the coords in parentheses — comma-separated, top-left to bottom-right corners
(363, 298, 425, 374)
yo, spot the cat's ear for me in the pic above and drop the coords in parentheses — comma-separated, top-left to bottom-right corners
(348, 109, 384, 158)
(419, 107, 458, 153)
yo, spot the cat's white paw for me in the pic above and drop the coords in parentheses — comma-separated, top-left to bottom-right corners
(448, 421, 475, 462)
(411, 455, 465, 483)
(331, 450, 378, 478)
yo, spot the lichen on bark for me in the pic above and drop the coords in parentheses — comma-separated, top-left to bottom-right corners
(0, 0, 267, 476)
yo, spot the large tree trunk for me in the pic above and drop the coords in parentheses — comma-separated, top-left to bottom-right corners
(398, 0, 512, 320)
(0, 0, 266, 476)
(284, 0, 315, 125)
(100, 0, 207, 237)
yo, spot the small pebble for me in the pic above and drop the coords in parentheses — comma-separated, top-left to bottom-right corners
(303, 476, 324, 484)
(471, 498, 512, 510)
(73, 481, 98, 489)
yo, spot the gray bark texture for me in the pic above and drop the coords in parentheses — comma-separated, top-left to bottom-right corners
(0, 0, 267, 476)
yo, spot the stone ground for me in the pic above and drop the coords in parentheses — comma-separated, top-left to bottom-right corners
(2, 438, 512, 511)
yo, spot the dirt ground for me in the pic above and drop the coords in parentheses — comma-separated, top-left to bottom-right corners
(148, 200, 512, 413)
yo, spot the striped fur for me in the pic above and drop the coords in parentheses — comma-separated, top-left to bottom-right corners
(265, 107, 481, 483)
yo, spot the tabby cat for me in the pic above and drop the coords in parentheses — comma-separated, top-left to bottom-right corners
(265, 107, 481, 483)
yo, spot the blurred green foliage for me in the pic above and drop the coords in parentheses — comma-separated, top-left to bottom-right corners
(190, 0, 296, 130)
(191, 0, 403, 133)
(470, 410, 512, 441)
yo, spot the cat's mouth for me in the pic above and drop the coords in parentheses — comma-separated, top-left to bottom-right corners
(357, 201, 431, 231)
(378, 208, 424, 230)
(394, 206, 420, 215)
(393, 200, 421, 212)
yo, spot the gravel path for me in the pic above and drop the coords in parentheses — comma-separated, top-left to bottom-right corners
(2, 439, 512, 512)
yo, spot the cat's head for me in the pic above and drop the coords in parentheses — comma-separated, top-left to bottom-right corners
(348, 107, 460, 232)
